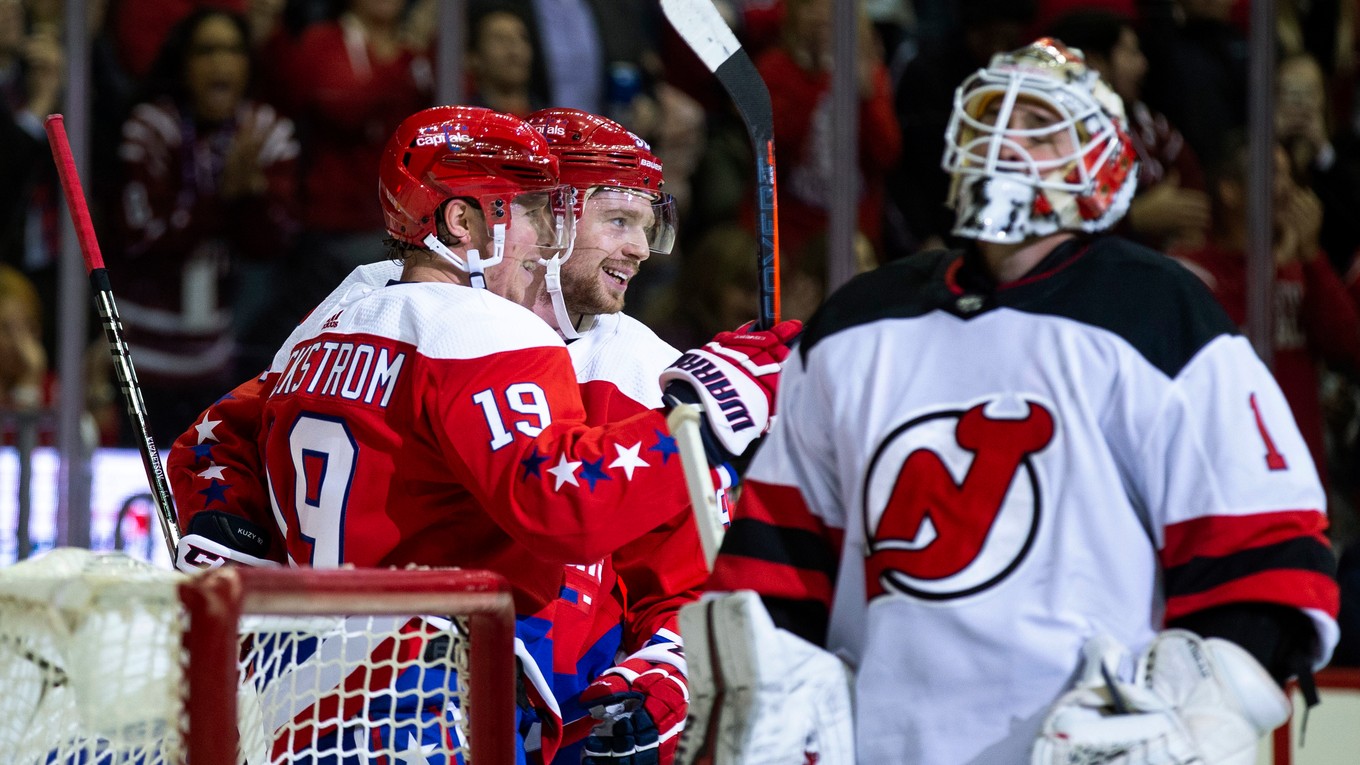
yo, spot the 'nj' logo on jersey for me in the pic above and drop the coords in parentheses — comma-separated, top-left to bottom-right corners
(863, 399, 1055, 601)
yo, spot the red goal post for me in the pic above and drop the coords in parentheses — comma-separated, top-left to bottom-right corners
(0, 549, 517, 765)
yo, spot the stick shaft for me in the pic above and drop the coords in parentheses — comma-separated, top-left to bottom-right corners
(666, 404, 724, 570)
(662, 0, 781, 329)
(44, 113, 182, 560)
(753, 135, 780, 329)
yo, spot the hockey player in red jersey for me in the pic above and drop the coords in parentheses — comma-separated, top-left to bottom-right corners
(164, 105, 799, 763)
(519, 107, 702, 765)
(679, 39, 1341, 765)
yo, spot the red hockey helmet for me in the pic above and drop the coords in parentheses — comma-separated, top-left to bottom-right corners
(379, 105, 563, 246)
(526, 108, 676, 255)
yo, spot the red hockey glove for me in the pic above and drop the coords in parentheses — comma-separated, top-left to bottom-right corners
(660, 319, 802, 463)
(579, 645, 689, 765)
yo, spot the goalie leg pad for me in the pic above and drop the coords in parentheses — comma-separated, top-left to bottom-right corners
(675, 591, 855, 765)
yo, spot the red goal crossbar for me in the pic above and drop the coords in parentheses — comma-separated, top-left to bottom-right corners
(181, 567, 517, 765)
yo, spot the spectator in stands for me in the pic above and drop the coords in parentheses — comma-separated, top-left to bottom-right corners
(466, 1, 542, 117)
(780, 229, 878, 324)
(0, 264, 117, 446)
(0, 263, 46, 425)
(889, 0, 1036, 255)
(1172, 133, 1360, 492)
(1276, 51, 1360, 277)
(113, 0, 247, 80)
(0, 0, 62, 362)
(1047, 9, 1211, 252)
(1138, 0, 1248, 165)
(267, 0, 432, 313)
(757, 0, 900, 264)
(646, 222, 759, 352)
(111, 7, 298, 447)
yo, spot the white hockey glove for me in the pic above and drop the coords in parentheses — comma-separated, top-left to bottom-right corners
(675, 591, 855, 765)
(660, 320, 801, 464)
(1138, 629, 1291, 764)
(1031, 630, 1290, 765)
(176, 511, 281, 572)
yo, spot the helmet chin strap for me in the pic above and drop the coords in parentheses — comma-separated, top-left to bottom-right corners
(539, 227, 596, 340)
(543, 257, 582, 339)
(423, 223, 506, 290)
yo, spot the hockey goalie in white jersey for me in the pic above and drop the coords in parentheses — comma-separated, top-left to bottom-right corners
(677, 38, 1340, 765)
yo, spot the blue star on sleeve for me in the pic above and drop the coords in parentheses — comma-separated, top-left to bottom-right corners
(197, 478, 231, 506)
(191, 442, 215, 461)
(579, 457, 611, 492)
(648, 429, 679, 464)
(521, 448, 549, 480)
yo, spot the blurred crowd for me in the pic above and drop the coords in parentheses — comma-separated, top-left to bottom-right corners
(5, 0, 1360, 657)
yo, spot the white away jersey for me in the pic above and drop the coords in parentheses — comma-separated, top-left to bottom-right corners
(708, 237, 1340, 764)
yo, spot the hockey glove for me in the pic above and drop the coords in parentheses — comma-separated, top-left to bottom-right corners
(176, 511, 280, 572)
(659, 320, 801, 465)
(580, 643, 689, 765)
(1138, 629, 1291, 765)
(1031, 630, 1290, 765)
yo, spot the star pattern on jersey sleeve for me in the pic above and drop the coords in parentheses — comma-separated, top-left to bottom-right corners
(191, 442, 215, 461)
(609, 441, 649, 479)
(194, 414, 223, 444)
(648, 428, 679, 464)
(521, 448, 549, 481)
(197, 478, 231, 506)
(547, 454, 582, 490)
(197, 463, 227, 480)
(579, 457, 611, 492)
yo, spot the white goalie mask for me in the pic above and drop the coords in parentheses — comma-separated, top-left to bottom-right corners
(942, 38, 1139, 243)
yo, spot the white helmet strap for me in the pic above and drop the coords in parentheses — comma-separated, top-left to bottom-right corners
(422, 221, 507, 291)
(538, 219, 597, 340)
(543, 256, 581, 340)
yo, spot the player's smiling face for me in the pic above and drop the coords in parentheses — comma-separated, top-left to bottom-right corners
(560, 188, 655, 315)
(484, 195, 556, 308)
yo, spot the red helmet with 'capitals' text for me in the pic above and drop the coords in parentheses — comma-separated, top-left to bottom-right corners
(941, 38, 1138, 243)
(525, 108, 679, 338)
(525, 108, 677, 255)
(378, 105, 574, 287)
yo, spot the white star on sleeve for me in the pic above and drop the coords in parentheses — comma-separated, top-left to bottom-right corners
(194, 415, 223, 444)
(197, 463, 227, 481)
(546, 454, 582, 490)
(608, 442, 649, 480)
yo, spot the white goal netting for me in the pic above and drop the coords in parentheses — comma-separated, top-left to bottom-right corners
(0, 548, 515, 765)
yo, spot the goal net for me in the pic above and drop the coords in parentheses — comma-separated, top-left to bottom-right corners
(0, 548, 516, 765)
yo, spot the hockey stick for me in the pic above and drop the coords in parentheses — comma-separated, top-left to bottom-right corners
(665, 403, 725, 570)
(45, 114, 182, 560)
(661, 0, 780, 330)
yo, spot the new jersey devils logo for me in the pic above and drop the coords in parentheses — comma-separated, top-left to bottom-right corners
(864, 399, 1055, 601)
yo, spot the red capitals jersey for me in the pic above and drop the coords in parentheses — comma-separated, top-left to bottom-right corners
(554, 310, 696, 671)
(710, 237, 1340, 764)
(170, 273, 692, 611)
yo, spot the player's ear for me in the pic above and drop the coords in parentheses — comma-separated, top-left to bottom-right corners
(442, 200, 477, 245)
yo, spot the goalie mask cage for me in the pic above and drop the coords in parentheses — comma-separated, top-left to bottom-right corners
(0, 548, 516, 765)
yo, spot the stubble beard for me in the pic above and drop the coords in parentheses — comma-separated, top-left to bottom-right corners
(562, 259, 626, 317)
